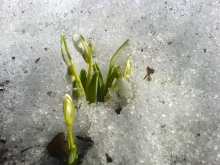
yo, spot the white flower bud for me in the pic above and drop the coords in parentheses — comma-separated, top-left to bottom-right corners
(65, 74, 75, 84)
(63, 94, 75, 126)
(61, 37, 71, 67)
(72, 34, 84, 55)
(72, 34, 90, 63)
(117, 77, 133, 99)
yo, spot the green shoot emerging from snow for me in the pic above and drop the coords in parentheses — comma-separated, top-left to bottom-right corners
(63, 94, 79, 165)
(61, 34, 133, 103)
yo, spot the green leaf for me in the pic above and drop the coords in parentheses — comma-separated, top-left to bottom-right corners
(110, 39, 129, 67)
(67, 146, 79, 165)
(103, 39, 129, 98)
(86, 71, 99, 103)
(93, 63, 104, 84)
(80, 69, 87, 90)
(123, 56, 131, 80)
(107, 69, 117, 90)
(72, 80, 81, 100)
(93, 63, 104, 102)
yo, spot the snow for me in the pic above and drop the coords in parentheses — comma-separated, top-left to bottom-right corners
(1, 0, 220, 164)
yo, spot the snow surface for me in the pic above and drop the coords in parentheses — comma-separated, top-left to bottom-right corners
(1, 0, 220, 164)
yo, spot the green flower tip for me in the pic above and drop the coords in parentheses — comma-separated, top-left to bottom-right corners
(88, 41, 95, 55)
(114, 66, 123, 79)
(63, 94, 75, 126)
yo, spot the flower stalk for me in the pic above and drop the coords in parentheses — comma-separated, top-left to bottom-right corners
(61, 35, 86, 98)
(63, 94, 79, 165)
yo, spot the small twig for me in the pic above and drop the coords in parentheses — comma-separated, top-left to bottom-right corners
(20, 145, 47, 153)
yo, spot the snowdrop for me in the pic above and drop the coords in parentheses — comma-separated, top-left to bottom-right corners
(61, 35, 86, 98)
(63, 94, 75, 127)
(72, 34, 90, 63)
(73, 34, 94, 93)
(117, 77, 133, 99)
(65, 75, 74, 84)
(65, 71, 75, 84)
(61, 34, 132, 102)
(63, 94, 79, 164)
(114, 66, 133, 99)
(61, 36, 72, 67)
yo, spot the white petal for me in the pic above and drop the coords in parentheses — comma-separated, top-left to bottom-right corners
(117, 78, 133, 99)
(65, 74, 74, 84)
(72, 34, 84, 54)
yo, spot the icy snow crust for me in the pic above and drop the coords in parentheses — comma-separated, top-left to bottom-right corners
(1, 0, 220, 164)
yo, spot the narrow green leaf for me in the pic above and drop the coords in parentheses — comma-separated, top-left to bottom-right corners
(110, 39, 129, 67)
(93, 63, 104, 85)
(80, 69, 87, 90)
(67, 147, 79, 165)
(103, 39, 129, 98)
(103, 71, 116, 101)
(86, 71, 99, 103)
(123, 56, 131, 80)
(107, 69, 117, 90)
(93, 63, 104, 102)
(103, 69, 117, 100)
(72, 80, 81, 100)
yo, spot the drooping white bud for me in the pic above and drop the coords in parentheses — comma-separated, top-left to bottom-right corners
(65, 74, 75, 84)
(72, 34, 84, 55)
(117, 77, 133, 99)
(72, 34, 90, 63)
(61, 36, 71, 67)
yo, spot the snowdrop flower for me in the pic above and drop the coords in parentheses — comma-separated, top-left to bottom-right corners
(65, 74, 74, 84)
(61, 36, 72, 67)
(72, 34, 90, 63)
(117, 77, 133, 99)
(72, 34, 84, 55)
(63, 94, 75, 126)
(63, 94, 78, 164)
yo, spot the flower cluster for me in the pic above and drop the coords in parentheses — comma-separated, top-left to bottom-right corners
(61, 34, 133, 102)
(61, 34, 133, 165)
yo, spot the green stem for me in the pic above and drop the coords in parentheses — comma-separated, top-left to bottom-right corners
(70, 60, 86, 98)
(67, 126, 75, 149)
